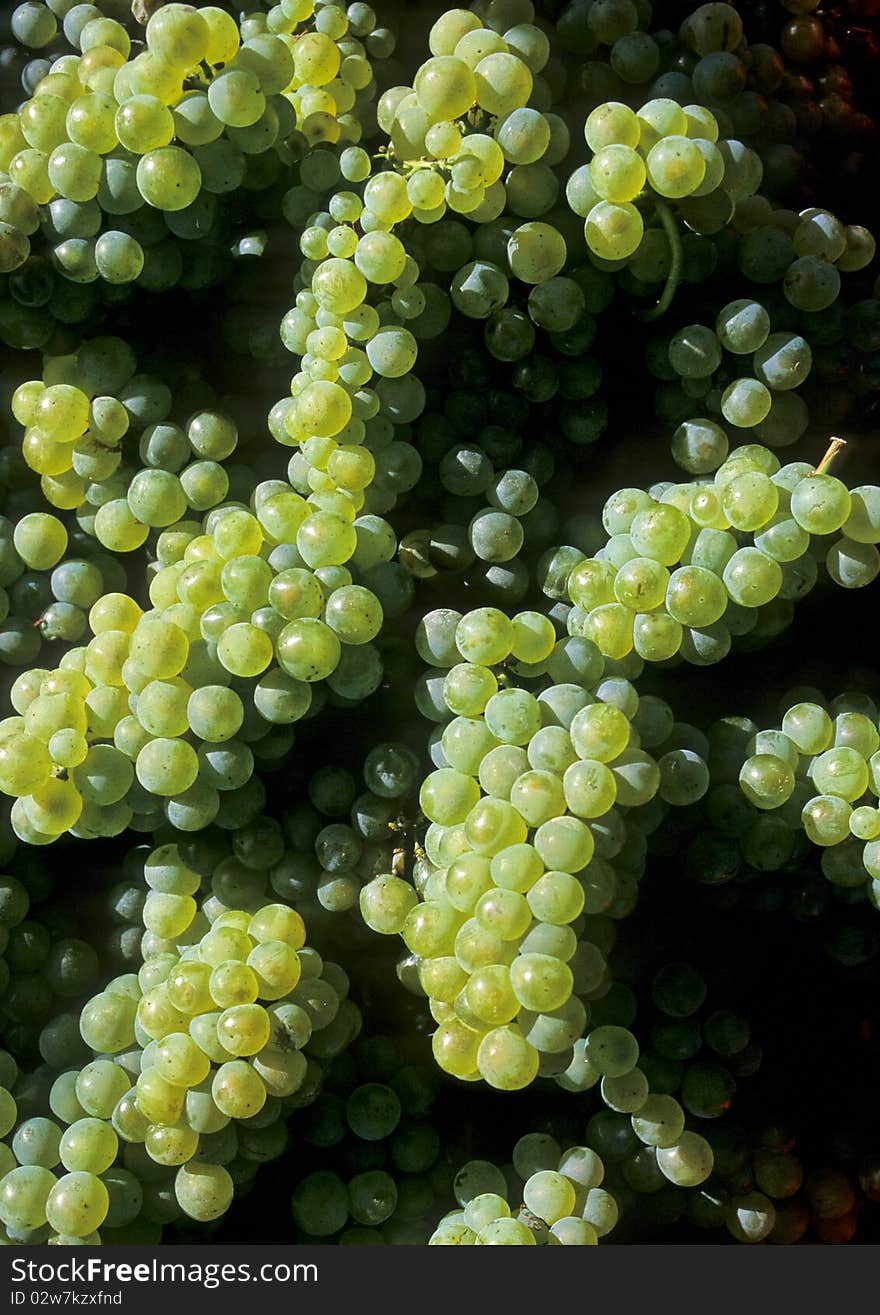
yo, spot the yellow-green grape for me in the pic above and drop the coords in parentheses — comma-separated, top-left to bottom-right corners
(46, 1172, 109, 1237)
(509, 954, 573, 1012)
(312, 256, 368, 312)
(489, 844, 543, 893)
(48, 728, 89, 769)
(463, 1193, 511, 1233)
(154, 1032, 211, 1088)
(586, 100, 640, 150)
(601, 1068, 650, 1114)
(145, 3, 210, 68)
(94, 500, 151, 552)
(135, 1069, 185, 1125)
(48, 143, 103, 202)
(738, 753, 796, 809)
(0, 732, 52, 796)
(476, 1025, 539, 1090)
(276, 618, 341, 681)
(656, 1132, 714, 1186)
(507, 221, 566, 283)
(34, 384, 90, 441)
(252, 1047, 307, 1100)
(414, 55, 476, 118)
(475, 887, 532, 940)
(27, 691, 87, 741)
(0, 1166, 57, 1232)
(116, 94, 174, 152)
(21, 777, 83, 836)
(188, 1013, 229, 1066)
(432, 1016, 482, 1078)
(13, 512, 68, 569)
(0, 1087, 17, 1139)
(144, 1122, 200, 1167)
(421, 769, 481, 825)
(209, 961, 259, 1007)
(137, 987, 191, 1042)
(510, 611, 556, 663)
(247, 940, 301, 1000)
(646, 136, 706, 198)
(199, 924, 252, 967)
(136, 146, 202, 211)
(631, 1095, 686, 1148)
(143, 891, 196, 939)
(59, 1120, 118, 1175)
(584, 1025, 639, 1077)
(526, 870, 585, 924)
(475, 1217, 536, 1244)
(589, 145, 646, 204)
(474, 51, 531, 116)
(174, 1160, 234, 1222)
(211, 1060, 267, 1119)
(533, 815, 594, 872)
(91, 593, 144, 635)
(165, 960, 214, 1014)
(464, 965, 519, 1026)
(216, 622, 274, 677)
(135, 738, 199, 796)
(75, 1061, 131, 1121)
(811, 747, 870, 802)
(9, 148, 55, 205)
(357, 874, 417, 934)
(248, 904, 306, 949)
(466, 797, 528, 853)
(584, 201, 643, 260)
(216, 1004, 271, 1057)
(550, 1217, 599, 1245)
(523, 1169, 577, 1224)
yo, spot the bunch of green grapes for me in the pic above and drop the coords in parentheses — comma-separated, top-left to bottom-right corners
(361, 605, 702, 1091)
(431, 1131, 656, 1245)
(0, 0, 396, 345)
(735, 693, 880, 898)
(0, 894, 358, 1242)
(561, 443, 880, 666)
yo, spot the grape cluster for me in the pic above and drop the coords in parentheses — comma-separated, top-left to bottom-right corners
(0, 0, 401, 349)
(0, 885, 358, 1240)
(365, 605, 691, 1091)
(678, 688, 880, 903)
(432, 1138, 612, 1244)
(561, 441, 880, 666)
(0, 0, 878, 1254)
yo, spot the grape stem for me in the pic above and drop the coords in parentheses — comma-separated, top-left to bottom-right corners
(813, 436, 847, 475)
(638, 199, 683, 323)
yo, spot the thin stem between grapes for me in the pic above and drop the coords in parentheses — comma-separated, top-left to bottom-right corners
(638, 199, 683, 323)
(813, 436, 847, 475)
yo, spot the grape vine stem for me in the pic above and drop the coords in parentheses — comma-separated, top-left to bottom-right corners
(813, 436, 847, 475)
(638, 198, 682, 323)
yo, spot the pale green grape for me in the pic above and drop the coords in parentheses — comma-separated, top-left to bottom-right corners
(59, 1120, 118, 1175)
(720, 378, 772, 427)
(174, 1161, 234, 1221)
(646, 136, 705, 197)
(584, 201, 642, 260)
(45, 1172, 108, 1237)
(0, 1166, 56, 1231)
(739, 754, 795, 809)
(136, 147, 202, 211)
(585, 100, 640, 150)
(476, 1025, 539, 1091)
(631, 1095, 685, 1148)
